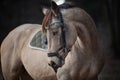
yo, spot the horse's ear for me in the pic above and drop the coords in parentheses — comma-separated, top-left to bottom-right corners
(42, 10, 52, 33)
(51, 1, 59, 16)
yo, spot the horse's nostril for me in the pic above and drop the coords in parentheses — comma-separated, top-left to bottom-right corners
(48, 61, 57, 67)
(51, 61, 56, 66)
(48, 60, 63, 72)
(48, 61, 58, 72)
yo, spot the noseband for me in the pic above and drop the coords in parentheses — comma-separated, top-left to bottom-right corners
(46, 10, 69, 72)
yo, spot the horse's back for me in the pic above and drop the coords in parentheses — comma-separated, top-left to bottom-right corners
(1, 24, 41, 51)
(1, 24, 41, 58)
(0, 24, 41, 80)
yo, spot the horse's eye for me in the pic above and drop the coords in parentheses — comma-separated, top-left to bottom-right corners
(53, 31, 58, 36)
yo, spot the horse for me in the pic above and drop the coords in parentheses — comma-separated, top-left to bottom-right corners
(0, 1, 104, 80)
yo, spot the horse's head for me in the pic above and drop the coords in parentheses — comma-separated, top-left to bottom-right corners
(42, 1, 77, 72)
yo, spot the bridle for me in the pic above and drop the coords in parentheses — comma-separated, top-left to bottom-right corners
(44, 9, 70, 72)
(47, 10, 66, 57)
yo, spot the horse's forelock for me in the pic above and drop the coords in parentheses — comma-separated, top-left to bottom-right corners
(42, 10, 52, 32)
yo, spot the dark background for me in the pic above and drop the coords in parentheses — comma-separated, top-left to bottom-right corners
(0, 0, 120, 80)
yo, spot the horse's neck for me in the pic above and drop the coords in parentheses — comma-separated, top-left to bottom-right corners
(70, 25, 98, 57)
(71, 37, 85, 55)
(62, 8, 98, 54)
(76, 21, 98, 53)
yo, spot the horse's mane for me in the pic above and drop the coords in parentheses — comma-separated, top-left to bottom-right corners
(42, 9, 53, 32)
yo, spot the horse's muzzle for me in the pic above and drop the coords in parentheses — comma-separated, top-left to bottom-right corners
(48, 60, 62, 72)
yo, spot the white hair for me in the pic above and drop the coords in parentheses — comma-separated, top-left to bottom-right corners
(53, 0, 65, 5)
